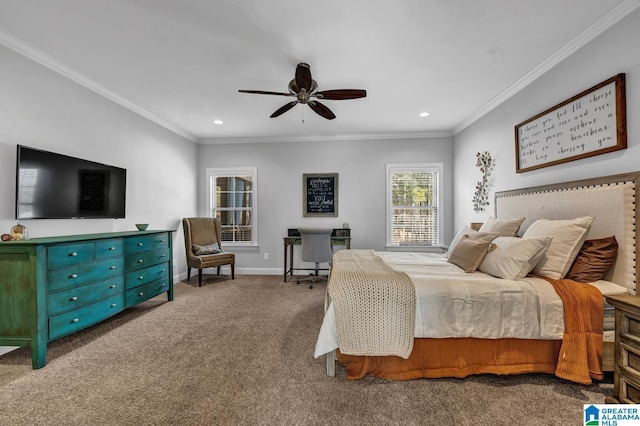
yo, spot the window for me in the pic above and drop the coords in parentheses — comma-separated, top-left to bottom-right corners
(206, 167, 257, 246)
(386, 163, 442, 247)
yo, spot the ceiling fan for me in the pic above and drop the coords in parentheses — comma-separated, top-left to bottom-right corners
(238, 63, 366, 120)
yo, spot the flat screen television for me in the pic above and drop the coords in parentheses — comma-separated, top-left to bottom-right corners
(15, 145, 127, 219)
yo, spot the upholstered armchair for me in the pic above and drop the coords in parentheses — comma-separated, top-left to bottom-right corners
(182, 217, 235, 287)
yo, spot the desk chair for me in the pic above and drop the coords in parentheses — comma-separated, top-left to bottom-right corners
(296, 228, 333, 289)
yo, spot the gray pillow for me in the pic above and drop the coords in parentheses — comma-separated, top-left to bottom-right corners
(192, 243, 222, 255)
(448, 226, 499, 259)
(447, 237, 496, 273)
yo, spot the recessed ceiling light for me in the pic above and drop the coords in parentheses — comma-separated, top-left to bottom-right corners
(419, 112, 430, 117)
(214, 120, 224, 125)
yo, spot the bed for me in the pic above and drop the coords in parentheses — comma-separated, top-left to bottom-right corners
(315, 171, 640, 384)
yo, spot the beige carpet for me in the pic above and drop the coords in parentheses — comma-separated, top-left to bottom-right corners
(0, 274, 613, 425)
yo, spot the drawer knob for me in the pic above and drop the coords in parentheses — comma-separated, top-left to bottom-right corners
(71, 296, 78, 301)
(72, 318, 79, 323)
(70, 252, 78, 257)
(137, 242, 143, 247)
(138, 292, 144, 296)
(110, 284, 116, 289)
(137, 259, 144, 263)
(70, 273, 78, 279)
(110, 265, 117, 270)
(109, 247, 116, 251)
(161, 254, 166, 258)
(159, 239, 165, 242)
(161, 269, 166, 272)
(161, 283, 166, 287)
(111, 303, 117, 308)
(138, 276, 144, 280)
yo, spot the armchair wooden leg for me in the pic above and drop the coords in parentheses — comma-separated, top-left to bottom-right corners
(198, 269, 203, 287)
(217, 266, 221, 276)
(187, 267, 191, 282)
(231, 264, 235, 280)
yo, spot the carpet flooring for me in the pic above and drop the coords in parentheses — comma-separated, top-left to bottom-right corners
(0, 274, 613, 425)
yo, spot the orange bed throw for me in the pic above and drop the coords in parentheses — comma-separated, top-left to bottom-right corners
(543, 277, 604, 384)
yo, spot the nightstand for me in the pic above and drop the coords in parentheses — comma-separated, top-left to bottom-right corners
(605, 294, 640, 403)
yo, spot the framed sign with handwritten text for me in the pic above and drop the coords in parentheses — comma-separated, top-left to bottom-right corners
(515, 74, 626, 173)
(303, 173, 338, 217)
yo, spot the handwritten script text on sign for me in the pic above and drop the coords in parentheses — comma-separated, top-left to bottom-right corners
(518, 81, 617, 169)
(307, 177, 335, 213)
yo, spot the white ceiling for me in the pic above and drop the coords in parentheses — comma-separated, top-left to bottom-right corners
(1, 0, 638, 144)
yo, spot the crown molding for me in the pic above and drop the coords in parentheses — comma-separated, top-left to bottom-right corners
(452, 0, 640, 136)
(3, 0, 639, 144)
(199, 130, 453, 145)
(0, 29, 199, 143)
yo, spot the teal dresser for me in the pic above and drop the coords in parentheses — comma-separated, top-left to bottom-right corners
(0, 230, 174, 368)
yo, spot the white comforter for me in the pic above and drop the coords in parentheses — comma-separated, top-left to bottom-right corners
(314, 251, 565, 358)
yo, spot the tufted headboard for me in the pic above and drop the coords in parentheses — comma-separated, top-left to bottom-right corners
(495, 172, 639, 294)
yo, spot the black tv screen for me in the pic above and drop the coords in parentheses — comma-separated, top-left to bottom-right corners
(15, 145, 127, 219)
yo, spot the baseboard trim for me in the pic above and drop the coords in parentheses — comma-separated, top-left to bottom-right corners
(0, 346, 19, 356)
(175, 267, 283, 283)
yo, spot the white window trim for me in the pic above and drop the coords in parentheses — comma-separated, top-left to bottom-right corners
(385, 162, 443, 249)
(205, 166, 258, 247)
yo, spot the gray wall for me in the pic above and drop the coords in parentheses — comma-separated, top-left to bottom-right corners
(197, 137, 454, 274)
(453, 8, 640, 231)
(0, 44, 198, 282)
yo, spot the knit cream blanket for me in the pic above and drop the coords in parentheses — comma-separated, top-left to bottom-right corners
(328, 249, 415, 359)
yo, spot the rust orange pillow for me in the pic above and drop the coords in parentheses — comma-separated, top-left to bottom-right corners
(566, 236, 618, 282)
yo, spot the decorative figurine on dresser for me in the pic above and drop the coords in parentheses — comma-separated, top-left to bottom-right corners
(0, 229, 174, 369)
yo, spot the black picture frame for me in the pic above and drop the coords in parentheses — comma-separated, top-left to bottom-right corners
(303, 173, 338, 217)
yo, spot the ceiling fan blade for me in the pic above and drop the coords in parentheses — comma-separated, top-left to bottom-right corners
(295, 63, 312, 92)
(316, 89, 367, 100)
(239, 90, 294, 96)
(270, 101, 298, 118)
(308, 101, 336, 120)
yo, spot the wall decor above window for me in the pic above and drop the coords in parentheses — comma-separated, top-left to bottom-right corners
(515, 73, 626, 173)
(303, 173, 338, 217)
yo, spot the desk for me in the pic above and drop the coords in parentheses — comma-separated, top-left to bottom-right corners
(283, 228, 351, 282)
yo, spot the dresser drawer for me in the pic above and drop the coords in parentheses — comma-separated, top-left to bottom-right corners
(124, 248, 171, 271)
(619, 375, 640, 403)
(47, 242, 94, 269)
(621, 314, 640, 345)
(49, 293, 124, 340)
(48, 276, 124, 316)
(124, 236, 152, 254)
(125, 278, 170, 308)
(95, 238, 123, 260)
(47, 258, 124, 292)
(152, 233, 170, 249)
(125, 262, 169, 289)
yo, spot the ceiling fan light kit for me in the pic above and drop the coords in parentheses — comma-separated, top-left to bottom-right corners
(239, 63, 366, 120)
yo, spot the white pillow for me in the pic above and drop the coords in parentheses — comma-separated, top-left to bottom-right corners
(479, 236, 552, 280)
(447, 227, 498, 259)
(522, 216, 595, 279)
(588, 280, 628, 296)
(479, 217, 525, 237)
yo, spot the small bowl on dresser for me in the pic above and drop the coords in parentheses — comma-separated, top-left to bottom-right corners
(135, 224, 149, 231)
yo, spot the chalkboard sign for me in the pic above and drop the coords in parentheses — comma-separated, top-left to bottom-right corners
(303, 173, 338, 217)
(515, 74, 626, 173)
